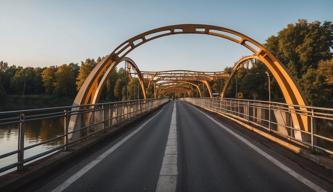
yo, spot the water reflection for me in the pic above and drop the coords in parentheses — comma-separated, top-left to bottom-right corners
(0, 117, 64, 173)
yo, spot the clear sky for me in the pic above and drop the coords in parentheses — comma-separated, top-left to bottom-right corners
(0, 0, 332, 71)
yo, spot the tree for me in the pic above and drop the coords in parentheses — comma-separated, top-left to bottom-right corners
(0, 66, 7, 104)
(1, 65, 17, 94)
(10, 67, 26, 95)
(114, 78, 125, 100)
(127, 78, 142, 100)
(54, 64, 77, 97)
(76, 58, 97, 90)
(300, 69, 329, 106)
(41, 66, 57, 94)
(100, 68, 118, 101)
(266, 20, 333, 77)
(264, 19, 333, 105)
(318, 58, 333, 85)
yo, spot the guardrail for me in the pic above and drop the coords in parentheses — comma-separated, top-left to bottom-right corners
(182, 97, 333, 155)
(0, 98, 169, 174)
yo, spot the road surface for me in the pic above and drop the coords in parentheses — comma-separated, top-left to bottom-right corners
(25, 101, 332, 192)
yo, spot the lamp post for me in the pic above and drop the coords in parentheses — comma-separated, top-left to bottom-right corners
(265, 71, 271, 132)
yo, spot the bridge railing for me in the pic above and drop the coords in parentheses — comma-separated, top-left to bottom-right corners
(0, 98, 168, 174)
(182, 97, 333, 155)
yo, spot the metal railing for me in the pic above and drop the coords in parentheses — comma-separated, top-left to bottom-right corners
(0, 98, 168, 174)
(182, 97, 333, 155)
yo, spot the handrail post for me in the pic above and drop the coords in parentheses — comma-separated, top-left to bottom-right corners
(247, 101, 250, 122)
(268, 102, 271, 132)
(102, 105, 107, 131)
(109, 104, 113, 127)
(91, 106, 96, 131)
(63, 110, 69, 151)
(18, 113, 25, 171)
(310, 109, 314, 150)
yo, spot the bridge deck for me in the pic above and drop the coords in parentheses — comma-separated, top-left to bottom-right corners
(25, 101, 332, 192)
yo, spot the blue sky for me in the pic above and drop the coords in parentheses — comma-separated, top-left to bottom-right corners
(0, 0, 332, 71)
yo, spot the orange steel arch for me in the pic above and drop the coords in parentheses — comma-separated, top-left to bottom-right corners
(156, 81, 202, 97)
(221, 55, 308, 140)
(152, 78, 212, 98)
(159, 85, 193, 96)
(91, 57, 147, 103)
(201, 80, 213, 98)
(73, 24, 308, 139)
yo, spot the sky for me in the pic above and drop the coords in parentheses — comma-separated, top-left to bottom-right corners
(0, 0, 332, 71)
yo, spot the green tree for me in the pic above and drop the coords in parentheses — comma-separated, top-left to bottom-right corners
(9, 67, 43, 95)
(76, 58, 97, 90)
(0, 63, 7, 104)
(114, 78, 125, 100)
(300, 69, 329, 106)
(265, 20, 333, 78)
(100, 68, 119, 101)
(1, 64, 17, 94)
(10, 67, 26, 95)
(264, 20, 333, 106)
(54, 64, 77, 97)
(127, 78, 142, 100)
(41, 66, 57, 94)
(318, 58, 333, 85)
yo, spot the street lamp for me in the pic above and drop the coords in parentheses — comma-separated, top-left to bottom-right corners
(265, 71, 271, 132)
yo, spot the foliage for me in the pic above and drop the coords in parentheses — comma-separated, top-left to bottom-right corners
(263, 19, 333, 106)
(41, 66, 56, 94)
(76, 58, 98, 90)
(265, 20, 332, 78)
(54, 64, 78, 97)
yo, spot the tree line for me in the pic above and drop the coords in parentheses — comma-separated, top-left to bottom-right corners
(0, 19, 332, 108)
(0, 57, 147, 109)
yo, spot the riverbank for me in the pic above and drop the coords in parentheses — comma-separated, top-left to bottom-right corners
(0, 95, 74, 111)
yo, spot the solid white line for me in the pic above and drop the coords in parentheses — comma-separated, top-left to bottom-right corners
(156, 102, 178, 192)
(191, 104, 326, 192)
(51, 107, 165, 192)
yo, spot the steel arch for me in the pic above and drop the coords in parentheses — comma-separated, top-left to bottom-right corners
(156, 81, 202, 97)
(91, 57, 147, 103)
(221, 55, 309, 140)
(74, 24, 308, 138)
(158, 85, 193, 96)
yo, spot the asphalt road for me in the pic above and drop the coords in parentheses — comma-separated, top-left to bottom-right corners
(26, 101, 332, 192)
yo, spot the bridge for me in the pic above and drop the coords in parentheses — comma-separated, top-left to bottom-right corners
(0, 24, 333, 192)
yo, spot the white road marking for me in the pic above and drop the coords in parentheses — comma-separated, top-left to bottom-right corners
(156, 102, 178, 192)
(51, 107, 165, 192)
(192, 104, 326, 192)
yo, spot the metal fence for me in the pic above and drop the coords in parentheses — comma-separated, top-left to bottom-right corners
(0, 99, 168, 174)
(182, 97, 333, 155)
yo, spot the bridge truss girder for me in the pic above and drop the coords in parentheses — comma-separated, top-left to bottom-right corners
(156, 81, 203, 98)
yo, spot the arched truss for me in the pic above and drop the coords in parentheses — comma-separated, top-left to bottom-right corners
(156, 79, 212, 98)
(156, 81, 202, 97)
(142, 70, 227, 97)
(201, 80, 213, 98)
(74, 24, 308, 138)
(154, 79, 213, 98)
(158, 85, 193, 96)
(92, 57, 147, 103)
(221, 55, 308, 140)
